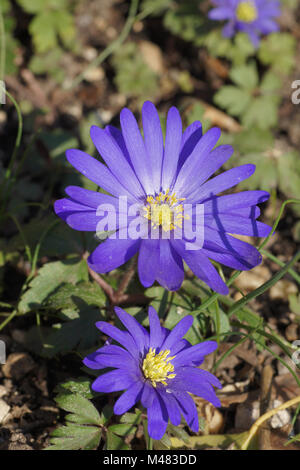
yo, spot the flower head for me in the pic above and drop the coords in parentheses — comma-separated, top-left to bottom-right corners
(208, 0, 281, 47)
(54, 101, 271, 294)
(83, 306, 222, 440)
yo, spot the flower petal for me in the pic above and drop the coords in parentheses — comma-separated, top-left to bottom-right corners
(138, 239, 160, 287)
(156, 240, 184, 291)
(114, 381, 144, 415)
(149, 306, 164, 350)
(114, 307, 148, 354)
(120, 108, 153, 194)
(173, 390, 199, 432)
(142, 101, 164, 193)
(178, 121, 202, 170)
(161, 107, 183, 190)
(66, 149, 136, 202)
(90, 125, 145, 198)
(92, 369, 136, 393)
(173, 341, 218, 367)
(147, 393, 169, 440)
(87, 238, 141, 273)
(95, 322, 139, 357)
(161, 315, 193, 351)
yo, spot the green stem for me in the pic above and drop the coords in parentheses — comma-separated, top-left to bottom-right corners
(260, 248, 300, 284)
(69, 0, 140, 89)
(0, 2, 5, 81)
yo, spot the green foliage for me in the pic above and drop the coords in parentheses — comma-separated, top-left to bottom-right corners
(18, 258, 88, 314)
(111, 42, 159, 99)
(205, 31, 255, 65)
(16, 0, 76, 53)
(47, 378, 104, 450)
(214, 63, 282, 129)
(258, 33, 296, 75)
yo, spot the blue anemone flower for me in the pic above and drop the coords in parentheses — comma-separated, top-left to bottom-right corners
(83, 306, 222, 440)
(208, 0, 281, 47)
(54, 101, 271, 294)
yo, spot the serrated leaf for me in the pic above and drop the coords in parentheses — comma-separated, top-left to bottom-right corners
(242, 95, 279, 129)
(16, 0, 45, 13)
(106, 430, 130, 450)
(18, 258, 88, 314)
(55, 378, 94, 399)
(56, 393, 101, 426)
(230, 63, 258, 90)
(108, 423, 137, 437)
(48, 423, 101, 450)
(29, 12, 57, 53)
(214, 86, 251, 116)
(258, 33, 296, 75)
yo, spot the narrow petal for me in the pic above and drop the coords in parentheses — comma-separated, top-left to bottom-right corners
(204, 214, 272, 237)
(141, 381, 155, 408)
(174, 128, 222, 196)
(172, 391, 199, 432)
(188, 164, 256, 203)
(172, 239, 229, 295)
(147, 393, 169, 440)
(92, 369, 136, 393)
(149, 306, 164, 350)
(114, 307, 148, 354)
(120, 108, 153, 194)
(138, 239, 160, 287)
(83, 352, 136, 371)
(161, 107, 182, 190)
(161, 315, 193, 351)
(95, 322, 139, 357)
(105, 125, 132, 165)
(178, 121, 202, 170)
(65, 186, 121, 210)
(203, 226, 262, 270)
(203, 191, 270, 213)
(90, 126, 145, 198)
(88, 238, 141, 273)
(66, 149, 137, 202)
(156, 240, 184, 291)
(157, 389, 182, 426)
(208, 7, 234, 20)
(142, 101, 164, 193)
(173, 341, 218, 367)
(173, 368, 221, 407)
(114, 381, 144, 415)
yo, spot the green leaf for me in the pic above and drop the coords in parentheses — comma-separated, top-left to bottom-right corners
(153, 433, 171, 450)
(258, 33, 296, 75)
(16, 0, 45, 13)
(230, 63, 258, 90)
(108, 423, 137, 437)
(29, 12, 57, 53)
(55, 378, 94, 399)
(45, 307, 103, 356)
(18, 258, 88, 314)
(214, 86, 251, 116)
(106, 430, 130, 450)
(56, 393, 101, 426)
(44, 282, 106, 310)
(242, 95, 279, 129)
(48, 424, 101, 450)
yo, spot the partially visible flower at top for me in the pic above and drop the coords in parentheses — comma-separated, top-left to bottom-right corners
(83, 306, 221, 440)
(54, 101, 272, 294)
(208, 0, 281, 47)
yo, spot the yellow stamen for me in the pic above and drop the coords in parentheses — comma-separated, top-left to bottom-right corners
(143, 189, 189, 232)
(236, 1, 258, 22)
(142, 347, 176, 387)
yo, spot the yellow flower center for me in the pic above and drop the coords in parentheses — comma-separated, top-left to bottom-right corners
(236, 1, 258, 22)
(143, 189, 188, 232)
(142, 347, 176, 387)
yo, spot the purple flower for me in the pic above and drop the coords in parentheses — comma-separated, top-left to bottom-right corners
(83, 306, 221, 440)
(54, 101, 271, 294)
(208, 0, 281, 47)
